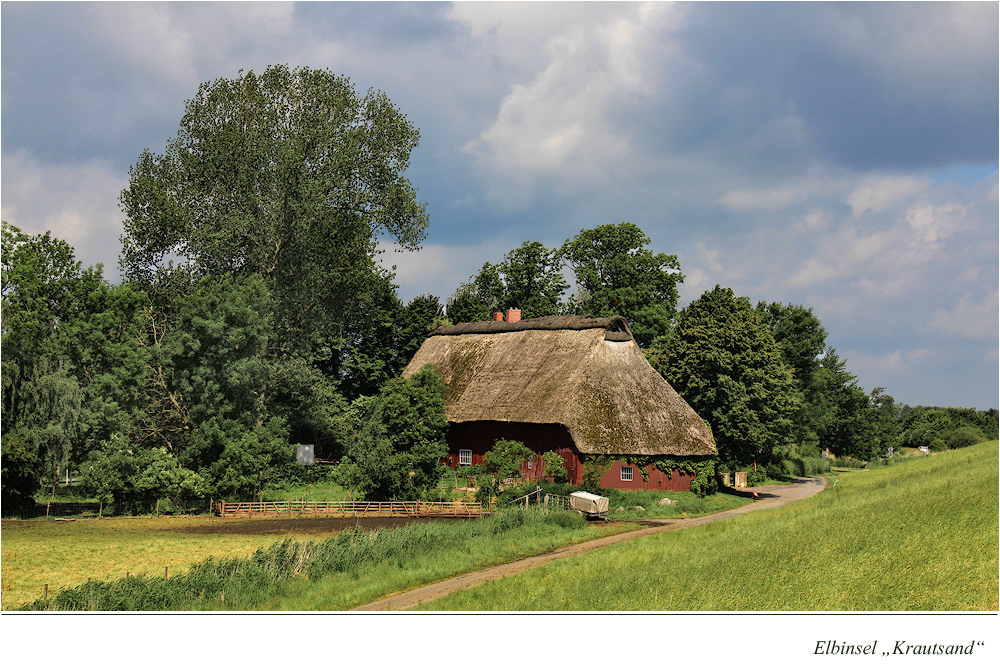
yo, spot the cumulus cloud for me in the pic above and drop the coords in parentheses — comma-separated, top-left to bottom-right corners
(1, 152, 128, 278)
(929, 290, 1000, 340)
(847, 175, 932, 217)
(681, 171, 997, 372)
(461, 2, 683, 208)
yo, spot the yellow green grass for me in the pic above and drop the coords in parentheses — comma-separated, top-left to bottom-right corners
(0, 516, 335, 609)
(416, 441, 999, 611)
(2, 510, 640, 611)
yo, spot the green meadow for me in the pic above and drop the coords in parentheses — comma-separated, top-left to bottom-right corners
(9, 508, 639, 611)
(417, 441, 999, 611)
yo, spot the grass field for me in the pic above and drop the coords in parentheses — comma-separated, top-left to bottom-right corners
(212, 514, 639, 611)
(0, 515, 346, 609)
(416, 441, 999, 611)
(2, 508, 640, 610)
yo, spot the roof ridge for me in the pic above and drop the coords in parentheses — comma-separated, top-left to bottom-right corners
(430, 314, 632, 337)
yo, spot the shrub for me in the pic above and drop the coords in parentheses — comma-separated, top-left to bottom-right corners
(545, 510, 585, 529)
(928, 438, 949, 452)
(487, 507, 531, 534)
(831, 456, 867, 469)
(781, 456, 830, 477)
(747, 467, 772, 487)
(942, 426, 986, 450)
(540, 450, 568, 483)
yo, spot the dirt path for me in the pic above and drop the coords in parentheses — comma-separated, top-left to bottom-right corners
(351, 476, 828, 611)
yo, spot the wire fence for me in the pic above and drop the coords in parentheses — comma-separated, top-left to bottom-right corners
(5, 498, 213, 520)
(2, 566, 178, 610)
(215, 499, 486, 518)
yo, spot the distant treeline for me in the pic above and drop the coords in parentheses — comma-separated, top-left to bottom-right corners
(895, 406, 998, 449)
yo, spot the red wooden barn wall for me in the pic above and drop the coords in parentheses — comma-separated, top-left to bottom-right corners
(598, 460, 695, 492)
(444, 421, 696, 491)
(444, 421, 583, 484)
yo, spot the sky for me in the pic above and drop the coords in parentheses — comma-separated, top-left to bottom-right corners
(2, 1, 998, 411)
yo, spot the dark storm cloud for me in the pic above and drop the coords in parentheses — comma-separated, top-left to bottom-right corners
(1, 3, 190, 172)
(639, 2, 999, 173)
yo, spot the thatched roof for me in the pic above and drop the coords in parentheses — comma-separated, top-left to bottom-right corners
(403, 315, 715, 457)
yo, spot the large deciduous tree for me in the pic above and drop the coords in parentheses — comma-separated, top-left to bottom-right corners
(119, 65, 429, 352)
(446, 263, 505, 324)
(811, 349, 879, 461)
(446, 241, 567, 323)
(561, 223, 683, 347)
(755, 301, 829, 446)
(755, 302, 828, 388)
(656, 286, 798, 468)
(2, 223, 100, 498)
(496, 241, 568, 319)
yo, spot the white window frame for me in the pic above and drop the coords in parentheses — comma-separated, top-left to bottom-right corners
(459, 449, 472, 466)
(621, 465, 633, 482)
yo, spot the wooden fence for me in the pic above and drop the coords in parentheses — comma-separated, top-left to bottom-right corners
(215, 500, 485, 519)
(543, 493, 572, 511)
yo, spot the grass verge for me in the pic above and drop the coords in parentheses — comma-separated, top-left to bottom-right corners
(416, 441, 998, 611)
(605, 488, 748, 519)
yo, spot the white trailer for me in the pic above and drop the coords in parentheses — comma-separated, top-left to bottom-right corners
(569, 491, 609, 518)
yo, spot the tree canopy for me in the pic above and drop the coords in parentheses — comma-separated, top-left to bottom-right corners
(447, 241, 567, 323)
(655, 286, 798, 467)
(561, 222, 683, 348)
(4, 63, 995, 509)
(119, 64, 428, 352)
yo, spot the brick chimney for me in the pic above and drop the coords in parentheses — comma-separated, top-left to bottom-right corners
(493, 312, 504, 322)
(505, 308, 521, 323)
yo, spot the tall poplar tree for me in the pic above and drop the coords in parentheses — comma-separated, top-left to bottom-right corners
(119, 65, 429, 354)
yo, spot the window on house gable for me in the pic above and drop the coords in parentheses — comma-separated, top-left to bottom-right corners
(621, 465, 633, 481)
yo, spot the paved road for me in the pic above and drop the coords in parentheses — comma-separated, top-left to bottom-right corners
(351, 476, 828, 611)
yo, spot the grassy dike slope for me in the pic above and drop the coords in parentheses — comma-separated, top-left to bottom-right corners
(417, 441, 999, 611)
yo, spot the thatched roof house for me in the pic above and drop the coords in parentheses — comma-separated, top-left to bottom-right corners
(403, 313, 715, 491)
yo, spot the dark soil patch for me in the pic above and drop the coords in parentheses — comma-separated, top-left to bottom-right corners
(171, 516, 472, 537)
